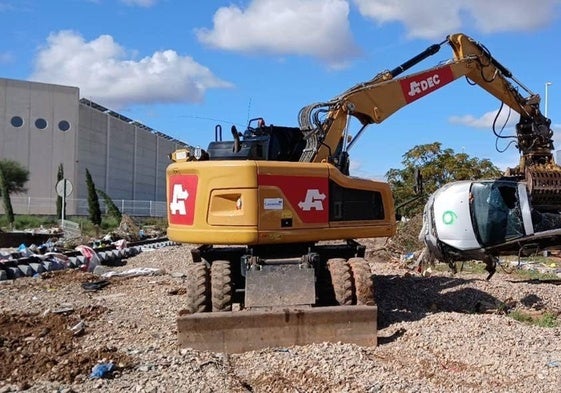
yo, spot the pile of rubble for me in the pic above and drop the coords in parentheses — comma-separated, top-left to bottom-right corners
(0, 215, 169, 281)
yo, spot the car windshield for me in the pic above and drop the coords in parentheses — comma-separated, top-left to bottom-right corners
(470, 182, 524, 246)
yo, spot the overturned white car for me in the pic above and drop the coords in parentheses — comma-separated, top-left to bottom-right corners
(420, 179, 561, 278)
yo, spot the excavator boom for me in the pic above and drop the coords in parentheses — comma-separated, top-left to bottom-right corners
(298, 33, 559, 207)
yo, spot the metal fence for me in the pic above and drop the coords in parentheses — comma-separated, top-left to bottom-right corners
(60, 219, 81, 238)
(3, 196, 167, 218)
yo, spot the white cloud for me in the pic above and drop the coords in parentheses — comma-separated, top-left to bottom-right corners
(30, 31, 232, 108)
(465, 0, 556, 33)
(353, 0, 461, 39)
(0, 51, 13, 64)
(451, 115, 561, 167)
(193, 0, 558, 67)
(353, 0, 559, 39)
(196, 0, 360, 69)
(120, 0, 157, 7)
(494, 155, 522, 172)
(552, 123, 561, 148)
(0, 2, 17, 12)
(449, 109, 519, 129)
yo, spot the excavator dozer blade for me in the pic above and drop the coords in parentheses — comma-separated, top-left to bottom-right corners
(177, 305, 377, 353)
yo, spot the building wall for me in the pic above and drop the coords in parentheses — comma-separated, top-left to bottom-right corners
(0, 78, 79, 214)
(76, 103, 108, 197)
(155, 137, 178, 201)
(106, 116, 135, 199)
(0, 77, 188, 216)
(135, 128, 158, 200)
(77, 104, 185, 204)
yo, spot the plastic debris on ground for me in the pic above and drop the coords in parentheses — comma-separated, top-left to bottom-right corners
(75, 245, 101, 273)
(81, 279, 110, 292)
(100, 267, 163, 278)
(90, 362, 115, 379)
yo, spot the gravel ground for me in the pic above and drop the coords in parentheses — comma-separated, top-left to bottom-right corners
(1, 242, 561, 392)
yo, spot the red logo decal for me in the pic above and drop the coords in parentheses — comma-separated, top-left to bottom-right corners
(258, 175, 328, 223)
(168, 174, 198, 225)
(400, 65, 455, 104)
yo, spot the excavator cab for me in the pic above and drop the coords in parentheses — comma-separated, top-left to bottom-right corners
(206, 118, 306, 161)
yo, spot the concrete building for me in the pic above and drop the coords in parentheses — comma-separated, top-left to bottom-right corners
(0, 77, 188, 217)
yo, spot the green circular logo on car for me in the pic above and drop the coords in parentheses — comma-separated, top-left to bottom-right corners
(442, 210, 457, 225)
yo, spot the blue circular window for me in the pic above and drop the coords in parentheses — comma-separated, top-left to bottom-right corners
(10, 116, 24, 127)
(35, 118, 48, 130)
(58, 120, 71, 131)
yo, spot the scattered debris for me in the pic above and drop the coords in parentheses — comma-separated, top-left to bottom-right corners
(70, 320, 85, 336)
(90, 362, 116, 379)
(75, 244, 101, 272)
(99, 267, 164, 278)
(81, 279, 110, 292)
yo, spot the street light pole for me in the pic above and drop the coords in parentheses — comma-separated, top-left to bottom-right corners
(545, 81, 552, 117)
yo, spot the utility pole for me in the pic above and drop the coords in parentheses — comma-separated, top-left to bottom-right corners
(545, 81, 552, 117)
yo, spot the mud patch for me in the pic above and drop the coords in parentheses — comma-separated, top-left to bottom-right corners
(0, 307, 133, 387)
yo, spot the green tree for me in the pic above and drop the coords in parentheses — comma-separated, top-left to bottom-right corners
(0, 167, 15, 227)
(0, 159, 29, 227)
(97, 188, 122, 222)
(56, 163, 64, 219)
(386, 142, 502, 217)
(85, 169, 102, 226)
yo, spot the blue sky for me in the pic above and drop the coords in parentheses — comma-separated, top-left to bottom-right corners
(2, 0, 560, 179)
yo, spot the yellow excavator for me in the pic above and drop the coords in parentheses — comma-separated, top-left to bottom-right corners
(167, 33, 559, 353)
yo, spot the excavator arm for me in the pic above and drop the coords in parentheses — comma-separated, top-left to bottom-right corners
(298, 58, 478, 163)
(447, 34, 554, 172)
(298, 33, 559, 208)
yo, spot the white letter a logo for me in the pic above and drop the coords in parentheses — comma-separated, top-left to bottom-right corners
(170, 184, 189, 215)
(298, 189, 326, 211)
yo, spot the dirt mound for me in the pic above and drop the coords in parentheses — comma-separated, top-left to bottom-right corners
(114, 215, 142, 241)
(0, 271, 134, 388)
